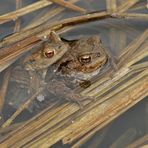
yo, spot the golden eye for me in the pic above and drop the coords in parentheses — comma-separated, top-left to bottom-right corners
(44, 50, 54, 58)
(79, 55, 91, 64)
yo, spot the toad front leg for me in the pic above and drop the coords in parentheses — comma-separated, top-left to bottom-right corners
(46, 79, 92, 108)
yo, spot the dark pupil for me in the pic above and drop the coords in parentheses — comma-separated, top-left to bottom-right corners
(44, 51, 54, 58)
(80, 56, 91, 64)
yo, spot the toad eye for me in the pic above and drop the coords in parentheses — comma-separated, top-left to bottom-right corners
(44, 50, 55, 58)
(79, 55, 91, 64)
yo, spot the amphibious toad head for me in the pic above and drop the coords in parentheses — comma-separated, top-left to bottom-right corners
(57, 36, 108, 80)
(23, 31, 70, 71)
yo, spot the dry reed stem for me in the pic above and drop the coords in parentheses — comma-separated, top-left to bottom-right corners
(0, 0, 52, 25)
(11, 103, 78, 147)
(14, 65, 142, 146)
(0, 100, 62, 141)
(0, 102, 72, 146)
(112, 12, 148, 19)
(119, 0, 146, 11)
(132, 2, 146, 11)
(0, 122, 25, 135)
(118, 29, 148, 67)
(126, 44, 148, 68)
(0, 67, 147, 147)
(20, 88, 148, 147)
(86, 67, 147, 102)
(23, 0, 82, 30)
(14, 0, 22, 33)
(0, 11, 110, 48)
(117, 0, 140, 12)
(62, 78, 148, 144)
(0, 0, 86, 25)
(106, 0, 117, 12)
(130, 62, 148, 71)
(72, 125, 110, 148)
(81, 61, 148, 117)
(27, 75, 148, 147)
(49, 0, 86, 13)
(0, 40, 43, 72)
(1, 66, 147, 147)
(0, 59, 15, 74)
(1, 10, 146, 49)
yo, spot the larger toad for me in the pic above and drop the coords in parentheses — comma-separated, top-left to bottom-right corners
(56, 35, 108, 80)
(46, 35, 108, 106)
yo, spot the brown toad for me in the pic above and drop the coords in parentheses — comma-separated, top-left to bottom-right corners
(56, 35, 108, 80)
(8, 31, 70, 109)
(46, 35, 108, 106)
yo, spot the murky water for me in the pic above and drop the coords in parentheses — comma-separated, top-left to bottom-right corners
(0, 0, 147, 147)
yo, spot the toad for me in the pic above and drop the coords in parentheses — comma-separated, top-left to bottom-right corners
(8, 31, 70, 109)
(46, 35, 108, 106)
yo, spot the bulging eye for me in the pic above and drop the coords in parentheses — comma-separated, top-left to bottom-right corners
(44, 50, 55, 58)
(79, 55, 91, 64)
